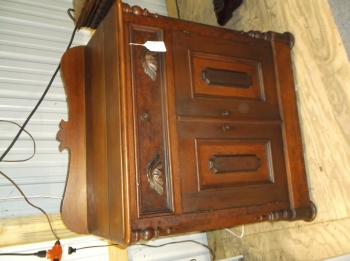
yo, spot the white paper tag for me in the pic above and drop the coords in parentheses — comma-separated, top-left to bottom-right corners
(129, 41, 167, 52)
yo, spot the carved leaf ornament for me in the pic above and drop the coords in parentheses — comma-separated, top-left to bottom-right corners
(142, 50, 157, 81)
(147, 153, 164, 195)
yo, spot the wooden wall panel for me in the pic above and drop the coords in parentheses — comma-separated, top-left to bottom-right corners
(172, 0, 350, 259)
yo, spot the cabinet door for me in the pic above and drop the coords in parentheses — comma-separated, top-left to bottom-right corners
(172, 31, 289, 213)
(172, 30, 280, 121)
(177, 121, 289, 213)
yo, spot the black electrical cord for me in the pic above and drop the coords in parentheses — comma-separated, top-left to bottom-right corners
(0, 120, 36, 162)
(0, 9, 77, 241)
(67, 8, 75, 22)
(140, 241, 215, 260)
(1, 7, 214, 261)
(0, 253, 33, 256)
(0, 170, 60, 240)
(68, 240, 216, 261)
(0, 24, 77, 163)
(0, 250, 47, 257)
(175, 0, 181, 19)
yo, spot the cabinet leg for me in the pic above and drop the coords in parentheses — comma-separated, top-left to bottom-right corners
(255, 201, 317, 222)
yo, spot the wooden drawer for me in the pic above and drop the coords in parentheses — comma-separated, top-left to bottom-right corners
(128, 24, 174, 217)
(172, 30, 281, 121)
(177, 121, 289, 213)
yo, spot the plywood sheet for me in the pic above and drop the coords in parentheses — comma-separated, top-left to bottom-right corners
(0, 214, 80, 247)
(209, 218, 350, 261)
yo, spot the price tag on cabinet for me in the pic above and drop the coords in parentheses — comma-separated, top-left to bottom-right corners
(129, 41, 167, 52)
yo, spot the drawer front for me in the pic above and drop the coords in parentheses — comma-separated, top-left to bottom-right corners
(129, 24, 174, 217)
(178, 121, 289, 213)
(197, 139, 272, 189)
(172, 30, 280, 121)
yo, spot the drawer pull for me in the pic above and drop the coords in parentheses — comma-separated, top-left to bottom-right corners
(147, 153, 163, 195)
(140, 111, 149, 121)
(222, 110, 229, 116)
(223, 124, 230, 131)
(202, 67, 252, 88)
(209, 154, 261, 174)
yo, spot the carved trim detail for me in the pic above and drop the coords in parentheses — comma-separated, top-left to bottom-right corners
(122, 3, 159, 18)
(255, 209, 295, 221)
(255, 202, 317, 222)
(142, 50, 157, 81)
(239, 30, 295, 49)
(147, 153, 163, 195)
(76, 0, 114, 29)
(90, 0, 114, 29)
(132, 227, 173, 242)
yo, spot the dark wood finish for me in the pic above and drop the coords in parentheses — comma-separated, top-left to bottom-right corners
(213, 0, 243, 26)
(57, 46, 88, 235)
(59, 0, 316, 246)
(198, 139, 271, 187)
(129, 23, 173, 216)
(73, 0, 159, 29)
(74, 0, 114, 29)
(255, 201, 317, 222)
(209, 154, 261, 174)
(172, 30, 278, 119)
(202, 68, 252, 88)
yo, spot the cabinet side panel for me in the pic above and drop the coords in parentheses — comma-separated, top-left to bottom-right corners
(272, 40, 311, 208)
(103, 4, 125, 243)
(59, 46, 88, 235)
(85, 22, 109, 238)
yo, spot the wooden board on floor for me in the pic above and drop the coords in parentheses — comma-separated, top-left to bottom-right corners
(108, 245, 128, 261)
(0, 214, 81, 247)
(208, 217, 350, 260)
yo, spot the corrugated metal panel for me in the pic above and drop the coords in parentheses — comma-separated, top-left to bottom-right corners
(0, 0, 90, 218)
(0, 0, 167, 218)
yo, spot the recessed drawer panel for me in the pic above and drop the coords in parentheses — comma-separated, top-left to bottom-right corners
(177, 121, 289, 213)
(196, 139, 273, 190)
(192, 53, 263, 100)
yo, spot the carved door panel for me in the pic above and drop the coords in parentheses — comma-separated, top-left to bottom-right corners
(172, 30, 280, 121)
(177, 121, 289, 213)
(172, 30, 289, 213)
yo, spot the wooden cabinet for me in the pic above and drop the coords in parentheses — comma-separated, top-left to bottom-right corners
(58, 0, 316, 246)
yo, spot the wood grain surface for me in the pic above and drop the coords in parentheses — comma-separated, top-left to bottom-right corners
(173, 0, 350, 259)
(0, 214, 80, 247)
